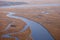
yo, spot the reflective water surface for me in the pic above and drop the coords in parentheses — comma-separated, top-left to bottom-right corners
(2, 12, 54, 40)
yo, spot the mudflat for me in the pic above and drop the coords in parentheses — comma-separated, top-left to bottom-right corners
(0, 11, 32, 40)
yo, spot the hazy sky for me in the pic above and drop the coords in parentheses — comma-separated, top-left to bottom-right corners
(0, 0, 60, 3)
(1, 0, 60, 1)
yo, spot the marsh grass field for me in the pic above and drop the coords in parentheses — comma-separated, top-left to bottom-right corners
(0, 0, 60, 40)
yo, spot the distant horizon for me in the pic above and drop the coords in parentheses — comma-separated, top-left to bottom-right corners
(0, 0, 60, 4)
(0, 0, 60, 2)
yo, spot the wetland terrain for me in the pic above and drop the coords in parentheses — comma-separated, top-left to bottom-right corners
(0, 0, 60, 40)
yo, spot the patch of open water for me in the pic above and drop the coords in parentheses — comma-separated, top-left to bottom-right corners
(2, 12, 54, 40)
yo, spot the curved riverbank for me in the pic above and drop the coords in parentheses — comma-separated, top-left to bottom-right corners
(5, 12, 54, 40)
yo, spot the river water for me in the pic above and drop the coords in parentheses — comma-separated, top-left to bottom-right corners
(2, 12, 54, 40)
(1, 3, 60, 40)
(0, 4, 60, 8)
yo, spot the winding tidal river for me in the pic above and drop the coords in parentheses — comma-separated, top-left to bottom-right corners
(1, 3, 60, 40)
(2, 12, 54, 40)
